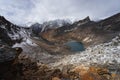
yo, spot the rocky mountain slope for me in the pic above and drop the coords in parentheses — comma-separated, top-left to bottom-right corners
(0, 16, 31, 80)
(30, 13, 120, 55)
(0, 16, 30, 46)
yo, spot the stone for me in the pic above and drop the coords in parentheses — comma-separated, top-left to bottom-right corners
(52, 77, 61, 80)
(0, 43, 22, 80)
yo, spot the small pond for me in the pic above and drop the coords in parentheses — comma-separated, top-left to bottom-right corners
(65, 41, 85, 52)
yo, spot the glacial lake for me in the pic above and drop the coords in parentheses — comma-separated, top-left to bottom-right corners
(65, 41, 85, 52)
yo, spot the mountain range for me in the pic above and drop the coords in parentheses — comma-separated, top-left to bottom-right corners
(0, 13, 120, 80)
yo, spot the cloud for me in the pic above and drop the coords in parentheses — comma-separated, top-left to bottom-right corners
(0, 0, 120, 25)
(0, 0, 35, 24)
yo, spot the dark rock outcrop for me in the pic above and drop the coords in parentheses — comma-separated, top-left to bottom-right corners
(0, 44, 22, 63)
(99, 13, 120, 31)
(0, 42, 22, 80)
(31, 23, 42, 35)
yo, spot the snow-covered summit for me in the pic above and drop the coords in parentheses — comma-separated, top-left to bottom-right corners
(30, 19, 72, 35)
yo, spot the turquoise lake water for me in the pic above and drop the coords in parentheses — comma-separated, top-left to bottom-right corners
(65, 41, 85, 52)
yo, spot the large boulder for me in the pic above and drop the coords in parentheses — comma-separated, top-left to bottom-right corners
(0, 42, 22, 79)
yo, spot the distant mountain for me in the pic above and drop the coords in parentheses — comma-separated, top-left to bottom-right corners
(55, 13, 120, 34)
(30, 23, 42, 35)
(39, 13, 120, 48)
(30, 19, 72, 35)
(55, 16, 94, 34)
(42, 19, 72, 31)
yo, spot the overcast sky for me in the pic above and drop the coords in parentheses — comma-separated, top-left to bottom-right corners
(0, 0, 120, 25)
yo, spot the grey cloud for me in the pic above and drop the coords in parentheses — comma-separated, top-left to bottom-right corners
(0, 0, 120, 25)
